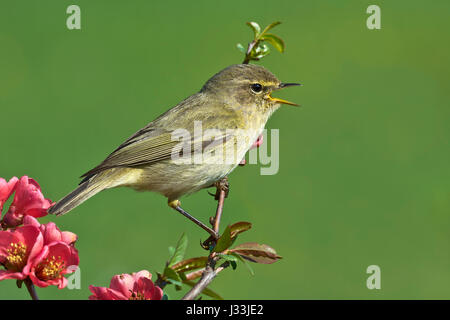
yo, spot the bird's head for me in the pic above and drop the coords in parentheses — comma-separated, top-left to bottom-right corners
(201, 64, 301, 114)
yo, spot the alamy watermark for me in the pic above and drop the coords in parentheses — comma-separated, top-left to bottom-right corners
(366, 265, 381, 290)
(66, 5, 81, 30)
(169, 121, 280, 175)
(366, 5, 381, 30)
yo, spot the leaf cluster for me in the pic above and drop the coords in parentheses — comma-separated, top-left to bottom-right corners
(157, 222, 282, 300)
(237, 21, 285, 63)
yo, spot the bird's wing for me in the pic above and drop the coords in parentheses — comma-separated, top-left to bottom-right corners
(80, 93, 239, 181)
(80, 127, 231, 180)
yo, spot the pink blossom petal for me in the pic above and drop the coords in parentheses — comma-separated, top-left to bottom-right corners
(1, 211, 23, 229)
(0, 177, 18, 213)
(89, 285, 128, 300)
(132, 270, 152, 281)
(3, 176, 53, 227)
(89, 270, 163, 300)
(14, 225, 44, 263)
(152, 284, 164, 300)
(23, 217, 78, 247)
(29, 242, 79, 289)
(40, 222, 62, 244)
(60, 231, 77, 245)
(110, 273, 135, 298)
(135, 277, 163, 300)
(0, 224, 43, 278)
(57, 277, 68, 289)
(0, 270, 27, 281)
(0, 231, 20, 262)
(23, 215, 40, 228)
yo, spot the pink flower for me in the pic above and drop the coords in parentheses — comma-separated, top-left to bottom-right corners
(28, 241, 79, 289)
(89, 270, 163, 300)
(23, 216, 77, 246)
(0, 224, 43, 281)
(0, 177, 18, 213)
(1, 176, 53, 228)
(0, 216, 79, 289)
(21, 216, 79, 289)
(0, 177, 79, 289)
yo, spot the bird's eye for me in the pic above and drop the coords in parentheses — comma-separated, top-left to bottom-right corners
(251, 83, 263, 93)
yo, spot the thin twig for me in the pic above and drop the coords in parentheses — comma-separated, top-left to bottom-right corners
(213, 178, 228, 232)
(24, 278, 39, 300)
(185, 269, 204, 281)
(243, 40, 257, 64)
(182, 256, 217, 300)
(182, 177, 229, 300)
(182, 255, 230, 300)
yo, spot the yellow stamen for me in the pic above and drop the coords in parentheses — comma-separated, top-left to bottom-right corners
(5, 242, 27, 271)
(35, 255, 65, 280)
(129, 291, 147, 300)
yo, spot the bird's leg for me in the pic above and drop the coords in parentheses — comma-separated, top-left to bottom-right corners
(168, 200, 219, 239)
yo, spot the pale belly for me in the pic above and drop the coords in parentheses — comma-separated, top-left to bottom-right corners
(118, 129, 261, 201)
(132, 161, 235, 201)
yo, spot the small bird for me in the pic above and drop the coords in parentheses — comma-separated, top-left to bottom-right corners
(48, 64, 300, 237)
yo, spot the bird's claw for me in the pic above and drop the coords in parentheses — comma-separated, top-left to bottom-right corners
(214, 177, 229, 200)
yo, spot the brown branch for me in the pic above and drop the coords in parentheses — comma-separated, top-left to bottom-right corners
(212, 177, 228, 232)
(24, 278, 39, 300)
(185, 269, 204, 281)
(182, 255, 218, 300)
(182, 253, 230, 300)
(182, 177, 229, 300)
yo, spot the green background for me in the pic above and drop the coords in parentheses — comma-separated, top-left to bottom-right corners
(0, 0, 449, 299)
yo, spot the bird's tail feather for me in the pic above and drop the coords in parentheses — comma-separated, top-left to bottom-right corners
(48, 170, 121, 216)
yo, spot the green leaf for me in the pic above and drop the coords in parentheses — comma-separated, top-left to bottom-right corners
(213, 225, 232, 252)
(183, 280, 224, 300)
(217, 253, 238, 263)
(162, 293, 169, 300)
(254, 44, 271, 59)
(230, 252, 255, 275)
(236, 43, 246, 53)
(260, 43, 270, 54)
(246, 21, 261, 38)
(163, 266, 183, 286)
(261, 21, 281, 35)
(230, 222, 252, 239)
(261, 34, 285, 53)
(168, 246, 175, 257)
(229, 242, 282, 264)
(178, 272, 187, 281)
(171, 257, 208, 273)
(168, 233, 188, 267)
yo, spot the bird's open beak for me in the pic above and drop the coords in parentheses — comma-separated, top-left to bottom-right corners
(268, 83, 302, 106)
